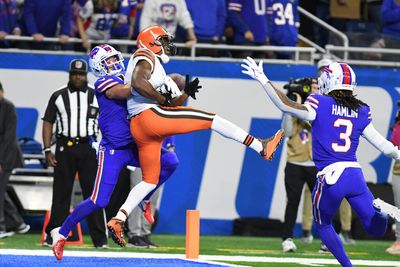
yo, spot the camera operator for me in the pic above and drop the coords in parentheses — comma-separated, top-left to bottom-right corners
(281, 77, 319, 252)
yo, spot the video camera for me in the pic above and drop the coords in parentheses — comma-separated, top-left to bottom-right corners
(284, 77, 316, 103)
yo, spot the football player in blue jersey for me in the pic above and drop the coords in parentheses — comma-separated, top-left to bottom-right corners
(242, 57, 400, 267)
(50, 44, 179, 260)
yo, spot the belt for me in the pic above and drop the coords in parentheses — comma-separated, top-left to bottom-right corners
(58, 136, 90, 146)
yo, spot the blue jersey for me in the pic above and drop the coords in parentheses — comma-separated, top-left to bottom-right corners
(228, 0, 268, 44)
(305, 94, 371, 171)
(94, 73, 132, 149)
(267, 0, 299, 47)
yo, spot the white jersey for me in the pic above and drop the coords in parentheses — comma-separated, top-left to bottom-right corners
(125, 48, 166, 116)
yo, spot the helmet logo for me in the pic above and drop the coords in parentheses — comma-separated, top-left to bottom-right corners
(89, 47, 99, 59)
(75, 61, 83, 68)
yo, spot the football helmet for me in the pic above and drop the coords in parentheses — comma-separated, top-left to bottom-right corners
(136, 25, 177, 63)
(89, 44, 125, 77)
(318, 62, 356, 95)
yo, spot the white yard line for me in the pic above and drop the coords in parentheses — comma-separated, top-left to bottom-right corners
(0, 249, 399, 267)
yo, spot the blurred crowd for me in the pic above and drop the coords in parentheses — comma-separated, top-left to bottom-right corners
(0, 0, 399, 59)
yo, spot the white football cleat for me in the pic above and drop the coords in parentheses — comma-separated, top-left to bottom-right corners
(50, 227, 66, 260)
(373, 198, 400, 222)
(282, 238, 297, 252)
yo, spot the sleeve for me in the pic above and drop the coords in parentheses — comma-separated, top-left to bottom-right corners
(0, 102, 17, 164)
(139, 0, 152, 30)
(362, 123, 400, 160)
(381, 0, 400, 25)
(133, 48, 155, 71)
(60, 0, 72, 35)
(79, 0, 94, 20)
(95, 75, 124, 93)
(177, 0, 194, 30)
(42, 93, 58, 123)
(23, 0, 39, 35)
(227, 0, 249, 35)
(281, 114, 294, 137)
(216, 0, 227, 36)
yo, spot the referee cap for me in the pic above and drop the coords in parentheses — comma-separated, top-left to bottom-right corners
(69, 59, 88, 74)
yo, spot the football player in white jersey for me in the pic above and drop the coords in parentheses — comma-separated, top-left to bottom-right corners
(106, 25, 285, 246)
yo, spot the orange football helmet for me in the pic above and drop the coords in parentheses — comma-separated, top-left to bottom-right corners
(136, 25, 177, 62)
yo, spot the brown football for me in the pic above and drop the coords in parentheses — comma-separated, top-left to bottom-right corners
(168, 73, 186, 90)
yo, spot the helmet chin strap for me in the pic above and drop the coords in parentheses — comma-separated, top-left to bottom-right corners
(157, 46, 170, 63)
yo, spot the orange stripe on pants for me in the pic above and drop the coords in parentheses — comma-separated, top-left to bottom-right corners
(130, 106, 214, 184)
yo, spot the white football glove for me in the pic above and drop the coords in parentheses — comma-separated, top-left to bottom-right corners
(241, 57, 269, 85)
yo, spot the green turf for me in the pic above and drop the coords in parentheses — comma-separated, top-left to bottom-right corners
(0, 232, 399, 267)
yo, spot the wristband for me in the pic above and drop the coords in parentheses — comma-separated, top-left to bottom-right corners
(43, 147, 51, 153)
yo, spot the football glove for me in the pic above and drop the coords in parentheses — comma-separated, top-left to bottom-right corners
(241, 57, 269, 85)
(184, 75, 202, 100)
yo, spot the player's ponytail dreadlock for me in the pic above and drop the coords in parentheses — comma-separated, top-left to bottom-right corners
(328, 90, 368, 112)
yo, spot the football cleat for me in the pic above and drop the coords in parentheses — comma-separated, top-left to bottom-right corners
(373, 198, 400, 222)
(143, 201, 155, 225)
(107, 218, 126, 247)
(282, 238, 297, 252)
(50, 227, 66, 261)
(259, 129, 285, 160)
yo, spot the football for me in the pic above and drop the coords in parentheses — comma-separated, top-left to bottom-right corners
(168, 73, 186, 90)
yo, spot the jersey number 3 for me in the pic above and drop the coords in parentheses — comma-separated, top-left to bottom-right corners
(332, 118, 353, 152)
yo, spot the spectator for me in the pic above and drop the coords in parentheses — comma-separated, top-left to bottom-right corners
(0, 82, 30, 239)
(0, 0, 21, 47)
(77, 0, 123, 50)
(381, 0, 400, 60)
(23, 0, 71, 45)
(386, 112, 400, 254)
(227, 0, 268, 58)
(111, 0, 138, 52)
(140, 0, 197, 48)
(132, 0, 144, 39)
(267, 0, 300, 59)
(126, 136, 178, 248)
(42, 59, 107, 248)
(185, 0, 226, 57)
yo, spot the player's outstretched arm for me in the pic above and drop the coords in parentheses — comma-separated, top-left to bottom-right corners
(241, 57, 315, 121)
(132, 60, 170, 105)
(362, 123, 400, 160)
(105, 82, 132, 99)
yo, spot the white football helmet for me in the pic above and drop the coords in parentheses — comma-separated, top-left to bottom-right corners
(89, 44, 125, 77)
(318, 62, 356, 95)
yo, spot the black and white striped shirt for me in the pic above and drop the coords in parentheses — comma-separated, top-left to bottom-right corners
(42, 84, 99, 138)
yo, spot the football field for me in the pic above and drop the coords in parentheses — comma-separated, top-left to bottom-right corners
(0, 233, 399, 267)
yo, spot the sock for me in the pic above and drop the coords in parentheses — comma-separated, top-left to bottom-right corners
(115, 181, 156, 221)
(59, 198, 98, 238)
(211, 115, 262, 153)
(317, 224, 353, 267)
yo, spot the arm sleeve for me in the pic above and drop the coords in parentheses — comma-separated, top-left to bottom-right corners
(227, 0, 249, 35)
(177, 0, 194, 30)
(60, 0, 72, 35)
(23, 0, 39, 34)
(381, 1, 400, 25)
(95, 76, 124, 93)
(261, 81, 316, 121)
(216, 0, 227, 36)
(281, 114, 294, 137)
(362, 123, 400, 160)
(42, 93, 58, 123)
(139, 0, 152, 30)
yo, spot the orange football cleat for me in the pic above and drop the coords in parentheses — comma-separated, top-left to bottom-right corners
(107, 218, 126, 247)
(259, 129, 285, 160)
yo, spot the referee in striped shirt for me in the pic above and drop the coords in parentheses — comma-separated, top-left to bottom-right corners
(42, 59, 107, 247)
